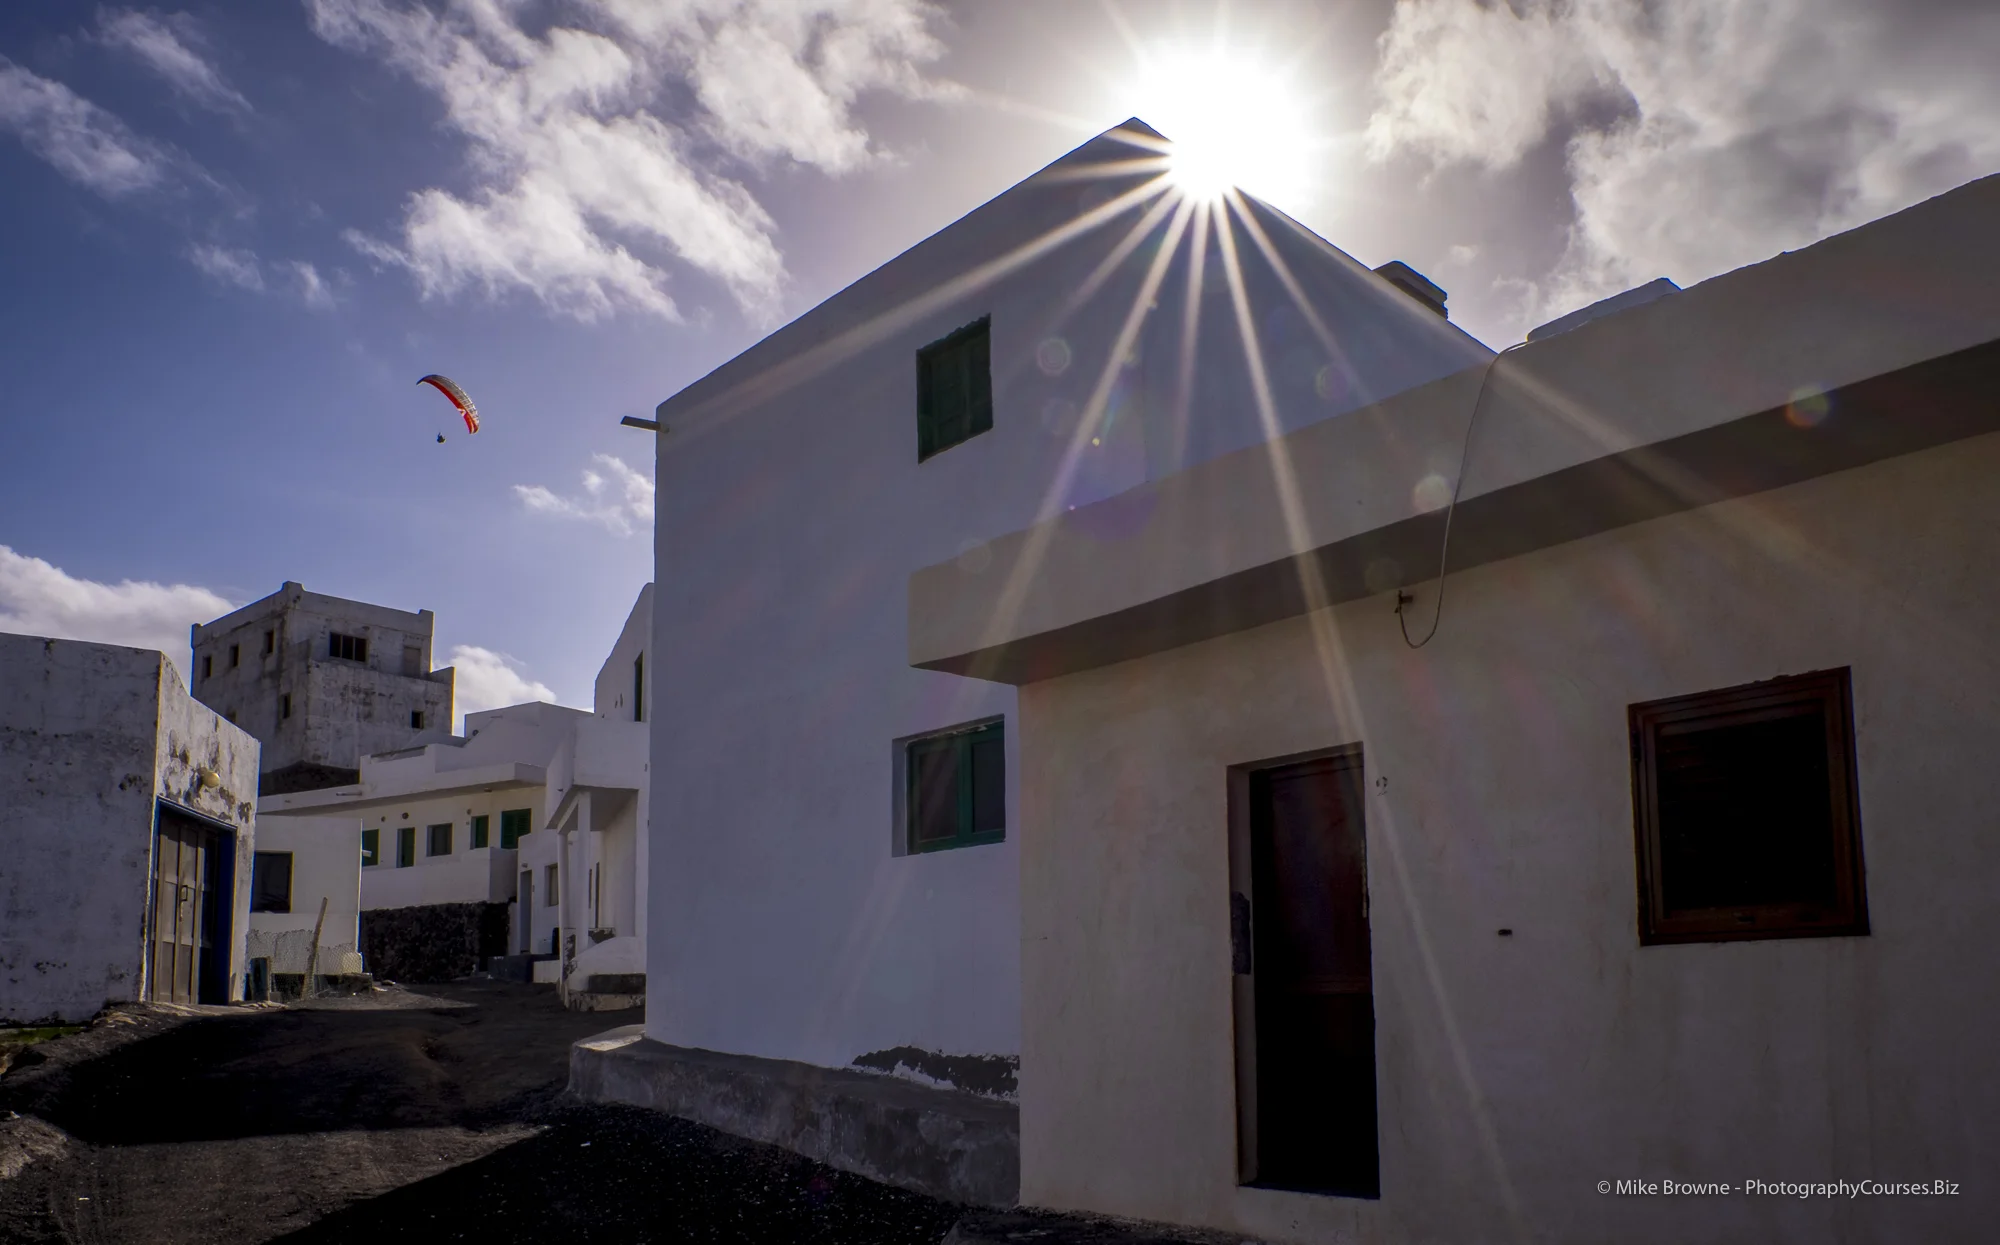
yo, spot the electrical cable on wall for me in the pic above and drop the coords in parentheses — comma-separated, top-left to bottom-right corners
(1396, 340, 1530, 649)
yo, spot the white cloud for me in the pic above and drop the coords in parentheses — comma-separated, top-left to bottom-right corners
(513, 454, 655, 536)
(0, 545, 234, 683)
(98, 9, 250, 113)
(0, 56, 172, 196)
(446, 644, 557, 730)
(311, 0, 948, 322)
(189, 242, 264, 290)
(284, 260, 337, 308)
(1367, 0, 2000, 325)
(188, 246, 338, 308)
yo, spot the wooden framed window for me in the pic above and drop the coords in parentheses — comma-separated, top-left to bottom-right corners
(250, 851, 292, 914)
(906, 719, 1005, 853)
(361, 828, 379, 868)
(470, 815, 490, 849)
(916, 316, 993, 461)
(499, 808, 531, 849)
(426, 823, 453, 857)
(410, 710, 426, 730)
(396, 826, 415, 868)
(1630, 668, 1867, 945)
(329, 632, 368, 663)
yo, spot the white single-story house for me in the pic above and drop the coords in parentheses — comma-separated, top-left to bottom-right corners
(2, 634, 260, 1022)
(906, 173, 2000, 1242)
(244, 812, 365, 986)
(573, 119, 1494, 1204)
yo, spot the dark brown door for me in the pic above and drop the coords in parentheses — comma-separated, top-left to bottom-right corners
(1248, 751, 1379, 1197)
(149, 807, 233, 1005)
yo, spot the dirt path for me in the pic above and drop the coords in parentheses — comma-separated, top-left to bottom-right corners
(0, 984, 961, 1244)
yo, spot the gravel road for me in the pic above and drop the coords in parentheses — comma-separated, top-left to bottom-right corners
(0, 983, 961, 1244)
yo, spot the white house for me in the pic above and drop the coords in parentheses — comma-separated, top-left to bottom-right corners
(2, 634, 260, 1022)
(905, 174, 2000, 1242)
(244, 811, 364, 989)
(570, 120, 1492, 1204)
(534, 583, 652, 1005)
(190, 581, 454, 794)
(260, 699, 583, 981)
(257, 585, 650, 993)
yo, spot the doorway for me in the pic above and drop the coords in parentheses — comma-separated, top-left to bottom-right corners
(518, 870, 533, 953)
(1232, 747, 1379, 1197)
(148, 804, 236, 1005)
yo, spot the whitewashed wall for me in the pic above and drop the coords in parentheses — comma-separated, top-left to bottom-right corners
(648, 126, 1488, 1073)
(248, 813, 362, 969)
(2, 635, 258, 1022)
(1015, 434, 2000, 1244)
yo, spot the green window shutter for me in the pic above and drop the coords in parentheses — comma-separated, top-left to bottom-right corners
(915, 317, 992, 461)
(500, 808, 530, 849)
(907, 719, 1006, 852)
(396, 826, 415, 868)
(967, 325, 993, 437)
(909, 735, 961, 850)
(917, 349, 939, 460)
(361, 828, 379, 867)
(471, 815, 489, 849)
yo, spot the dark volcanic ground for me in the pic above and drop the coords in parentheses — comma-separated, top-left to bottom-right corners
(0, 983, 962, 1244)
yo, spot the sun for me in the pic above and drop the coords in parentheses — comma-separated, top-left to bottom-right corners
(1122, 43, 1315, 208)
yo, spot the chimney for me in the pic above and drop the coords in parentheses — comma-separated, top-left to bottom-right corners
(1373, 261, 1448, 319)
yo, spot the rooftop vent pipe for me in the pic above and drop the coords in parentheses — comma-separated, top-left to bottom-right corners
(1373, 261, 1449, 319)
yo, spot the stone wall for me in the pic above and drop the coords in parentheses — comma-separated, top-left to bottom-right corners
(359, 901, 511, 983)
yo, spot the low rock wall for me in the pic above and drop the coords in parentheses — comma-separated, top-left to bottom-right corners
(359, 902, 511, 983)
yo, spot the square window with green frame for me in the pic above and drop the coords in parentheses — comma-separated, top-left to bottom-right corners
(905, 718, 1005, 853)
(470, 814, 490, 849)
(361, 828, 379, 868)
(916, 316, 992, 461)
(500, 808, 532, 849)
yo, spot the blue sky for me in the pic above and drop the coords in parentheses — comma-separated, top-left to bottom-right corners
(3, 0, 1995, 717)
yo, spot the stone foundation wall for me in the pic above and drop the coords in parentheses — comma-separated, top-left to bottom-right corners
(359, 901, 511, 983)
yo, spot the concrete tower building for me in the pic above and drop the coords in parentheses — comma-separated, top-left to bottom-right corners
(190, 582, 454, 794)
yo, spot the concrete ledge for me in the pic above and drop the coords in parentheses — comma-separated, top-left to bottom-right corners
(947, 1208, 1268, 1244)
(569, 1026, 1019, 1207)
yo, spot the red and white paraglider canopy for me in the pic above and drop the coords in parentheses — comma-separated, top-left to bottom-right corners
(418, 374, 480, 434)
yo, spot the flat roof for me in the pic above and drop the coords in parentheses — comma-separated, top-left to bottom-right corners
(909, 173, 2000, 685)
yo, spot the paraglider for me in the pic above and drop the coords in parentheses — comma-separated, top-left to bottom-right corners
(418, 374, 480, 439)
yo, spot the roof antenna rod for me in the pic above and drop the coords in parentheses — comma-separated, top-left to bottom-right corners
(1396, 340, 1529, 649)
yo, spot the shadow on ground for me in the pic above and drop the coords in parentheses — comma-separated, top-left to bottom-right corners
(271, 1101, 961, 1245)
(6, 982, 614, 1146)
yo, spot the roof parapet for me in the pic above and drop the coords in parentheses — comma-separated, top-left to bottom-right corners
(1528, 277, 1680, 343)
